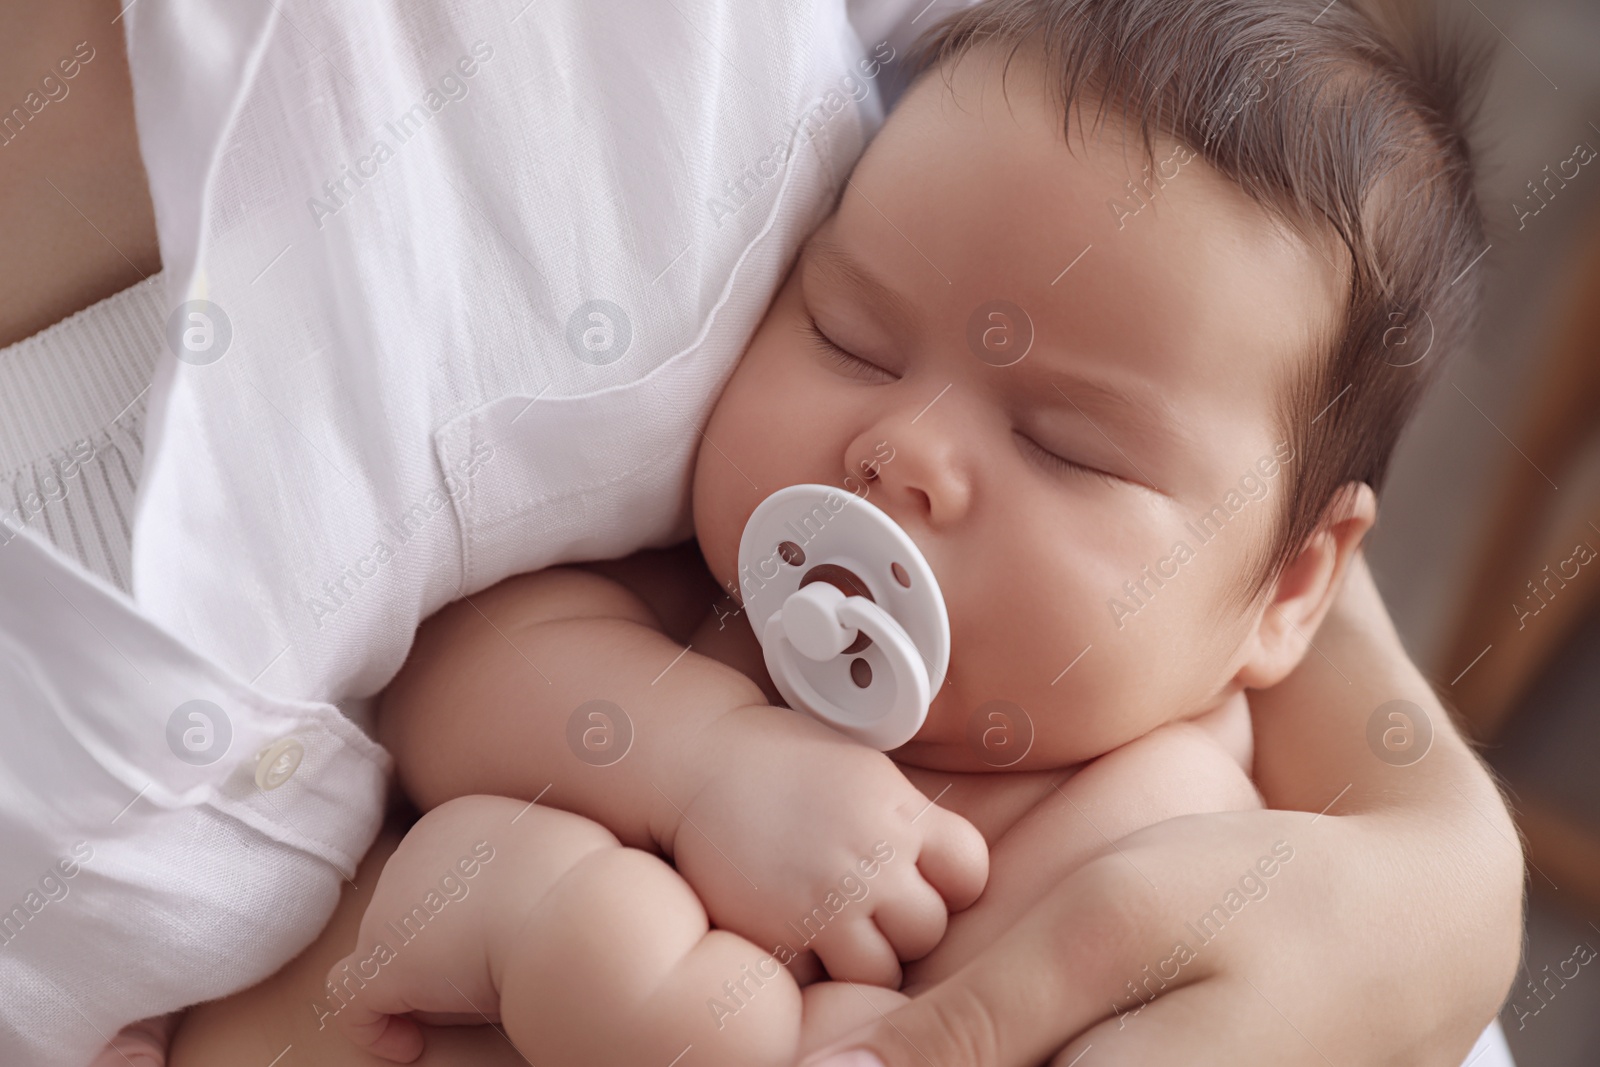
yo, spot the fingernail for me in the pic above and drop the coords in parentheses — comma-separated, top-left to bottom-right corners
(806, 1051, 886, 1067)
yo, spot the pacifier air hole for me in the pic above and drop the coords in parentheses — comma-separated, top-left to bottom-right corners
(891, 561, 910, 587)
(850, 658, 872, 687)
(799, 564, 874, 654)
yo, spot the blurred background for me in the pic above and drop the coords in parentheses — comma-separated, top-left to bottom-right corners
(1365, 0, 1600, 1062)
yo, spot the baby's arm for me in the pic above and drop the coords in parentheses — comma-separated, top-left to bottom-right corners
(379, 566, 986, 986)
(904, 694, 1260, 992)
(379, 566, 763, 849)
(328, 795, 909, 1065)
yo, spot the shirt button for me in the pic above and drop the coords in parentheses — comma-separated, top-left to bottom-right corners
(255, 737, 304, 790)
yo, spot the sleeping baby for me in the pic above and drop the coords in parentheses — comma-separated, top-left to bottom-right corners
(315, 3, 1480, 1064)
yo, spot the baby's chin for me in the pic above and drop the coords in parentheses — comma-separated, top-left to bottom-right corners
(883, 691, 1095, 773)
(888, 739, 1006, 773)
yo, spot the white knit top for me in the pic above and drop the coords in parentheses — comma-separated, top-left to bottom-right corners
(0, 273, 164, 590)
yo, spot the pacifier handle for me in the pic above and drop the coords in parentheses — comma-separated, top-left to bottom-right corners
(763, 582, 931, 750)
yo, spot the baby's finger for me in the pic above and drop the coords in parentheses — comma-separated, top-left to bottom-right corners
(325, 955, 426, 1062)
(912, 804, 989, 911)
(409, 1009, 501, 1026)
(809, 913, 902, 988)
(869, 871, 948, 963)
(784, 947, 827, 986)
(342, 1011, 426, 1063)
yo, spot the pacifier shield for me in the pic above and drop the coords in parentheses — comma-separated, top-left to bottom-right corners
(737, 484, 950, 749)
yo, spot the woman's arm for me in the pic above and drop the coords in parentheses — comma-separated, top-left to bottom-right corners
(1247, 553, 1525, 1042)
(797, 553, 1525, 1067)
(0, 0, 160, 347)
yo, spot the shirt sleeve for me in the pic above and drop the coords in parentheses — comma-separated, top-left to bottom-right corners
(0, 526, 389, 1067)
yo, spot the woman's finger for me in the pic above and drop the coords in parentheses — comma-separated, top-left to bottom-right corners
(1051, 977, 1315, 1066)
(797, 849, 1212, 1067)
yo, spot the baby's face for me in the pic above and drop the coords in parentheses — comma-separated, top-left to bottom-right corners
(693, 48, 1343, 771)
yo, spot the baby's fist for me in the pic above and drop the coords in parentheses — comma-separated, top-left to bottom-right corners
(665, 706, 988, 988)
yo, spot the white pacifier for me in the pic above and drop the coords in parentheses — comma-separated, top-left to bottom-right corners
(736, 484, 950, 750)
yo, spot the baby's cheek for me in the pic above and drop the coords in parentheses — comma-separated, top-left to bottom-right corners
(692, 406, 761, 583)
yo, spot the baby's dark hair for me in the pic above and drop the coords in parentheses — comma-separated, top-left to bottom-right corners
(905, 0, 1492, 600)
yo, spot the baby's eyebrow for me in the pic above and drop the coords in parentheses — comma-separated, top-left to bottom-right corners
(800, 235, 921, 337)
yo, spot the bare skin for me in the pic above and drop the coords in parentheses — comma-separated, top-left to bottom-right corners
(326, 555, 1260, 1065)
(0, 0, 160, 348)
(324, 46, 1381, 1066)
(168, 822, 529, 1067)
(13, 12, 1519, 1067)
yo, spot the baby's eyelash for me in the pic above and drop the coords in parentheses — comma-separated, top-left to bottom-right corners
(799, 316, 1120, 488)
(801, 315, 892, 382)
(1018, 433, 1122, 487)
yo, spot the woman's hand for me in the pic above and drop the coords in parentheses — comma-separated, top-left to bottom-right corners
(797, 554, 1525, 1066)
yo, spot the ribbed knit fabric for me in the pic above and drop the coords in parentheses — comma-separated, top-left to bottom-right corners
(0, 272, 165, 591)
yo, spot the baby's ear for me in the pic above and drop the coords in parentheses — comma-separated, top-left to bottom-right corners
(1233, 481, 1377, 690)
